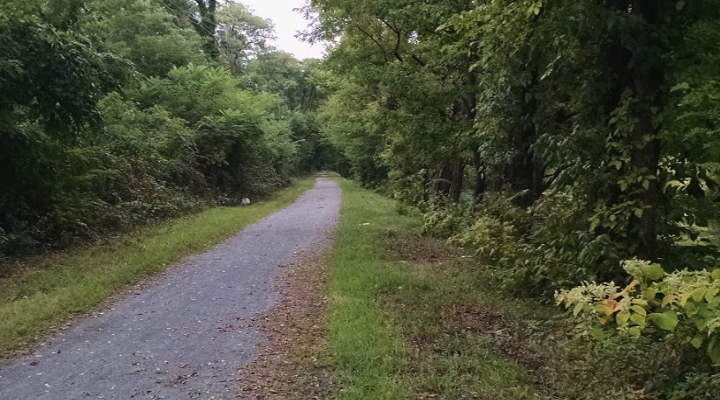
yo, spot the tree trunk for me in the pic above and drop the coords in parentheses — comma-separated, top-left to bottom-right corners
(422, 168, 431, 203)
(603, 0, 663, 260)
(194, 0, 219, 60)
(435, 165, 452, 196)
(510, 76, 542, 207)
(449, 160, 465, 203)
(628, 0, 663, 260)
(472, 149, 486, 202)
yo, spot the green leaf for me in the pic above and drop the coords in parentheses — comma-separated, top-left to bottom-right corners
(589, 326, 606, 341)
(616, 310, 630, 327)
(630, 313, 646, 327)
(691, 336, 704, 349)
(643, 263, 665, 280)
(712, 269, 720, 280)
(573, 302, 584, 317)
(648, 311, 679, 331)
(676, 1, 686, 11)
(696, 317, 708, 330)
(705, 287, 718, 303)
(643, 288, 658, 301)
(708, 337, 720, 364)
(628, 326, 642, 338)
(692, 288, 708, 303)
(634, 208, 643, 218)
(630, 305, 647, 316)
(632, 298, 648, 306)
(671, 82, 690, 91)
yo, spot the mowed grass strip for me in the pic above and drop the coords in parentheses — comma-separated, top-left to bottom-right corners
(326, 179, 539, 399)
(0, 177, 315, 357)
(325, 180, 412, 399)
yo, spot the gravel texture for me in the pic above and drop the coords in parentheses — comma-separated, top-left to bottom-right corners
(0, 178, 340, 400)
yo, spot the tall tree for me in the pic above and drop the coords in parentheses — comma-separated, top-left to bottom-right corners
(193, 0, 220, 59)
(216, 2, 274, 75)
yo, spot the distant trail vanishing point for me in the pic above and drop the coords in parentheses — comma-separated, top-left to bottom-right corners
(0, 178, 341, 400)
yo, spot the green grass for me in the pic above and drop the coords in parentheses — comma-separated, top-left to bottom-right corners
(325, 180, 411, 399)
(324, 179, 539, 399)
(0, 177, 315, 357)
(324, 179, 684, 400)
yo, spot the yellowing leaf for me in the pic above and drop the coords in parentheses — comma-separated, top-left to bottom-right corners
(680, 292, 692, 307)
(662, 294, 676, 307)
(573, 302, 584, 317)
(601, 299, 619, 315)
(594, 303, 613, 316)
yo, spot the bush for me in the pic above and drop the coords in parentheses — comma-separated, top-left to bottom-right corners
(556, 259, 720, 364)
(451, 215, 520, 266)
(421, 197, 474, 238)
(666, 373, 720, 400)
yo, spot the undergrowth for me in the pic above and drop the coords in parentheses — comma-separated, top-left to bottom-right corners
(325, 179, 697, 399)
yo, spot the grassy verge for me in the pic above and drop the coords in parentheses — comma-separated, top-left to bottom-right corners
(325, 180, 539, 399)
(325, 179, 662, 399)
(0, 177, 315, 357)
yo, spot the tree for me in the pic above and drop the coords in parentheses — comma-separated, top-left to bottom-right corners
(88, 0, 205, 77)
(0, 3, 130, 253)
(193, 0, 220, 59)
(309, 0, 482, 199)
(216, 2, 275, 76)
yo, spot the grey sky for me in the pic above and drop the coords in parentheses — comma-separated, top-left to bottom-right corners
(235, 0, 325, 60)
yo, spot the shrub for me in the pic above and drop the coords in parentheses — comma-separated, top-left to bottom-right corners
(556, 259, 720, 364)
(421, 197, 474, 238)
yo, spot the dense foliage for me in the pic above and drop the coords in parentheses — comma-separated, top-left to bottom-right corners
(0, 0, 335, 256)
(5, 0, 720, 395)
(307, 0, 720, 396)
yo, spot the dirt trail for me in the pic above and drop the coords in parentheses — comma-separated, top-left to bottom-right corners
(0, 178, 341, 400)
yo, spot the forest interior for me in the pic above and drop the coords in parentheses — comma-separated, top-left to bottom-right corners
(3, 0, 720, 399)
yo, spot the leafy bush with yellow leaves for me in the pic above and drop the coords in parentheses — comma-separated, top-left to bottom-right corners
(556, 259, 720, 364)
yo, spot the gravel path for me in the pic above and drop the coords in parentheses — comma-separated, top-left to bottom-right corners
(0, 178, 341, 400)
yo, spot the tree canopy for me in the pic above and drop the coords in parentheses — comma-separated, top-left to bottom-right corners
(308, 0, 720, 391)
(0, 0, 334, 256)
